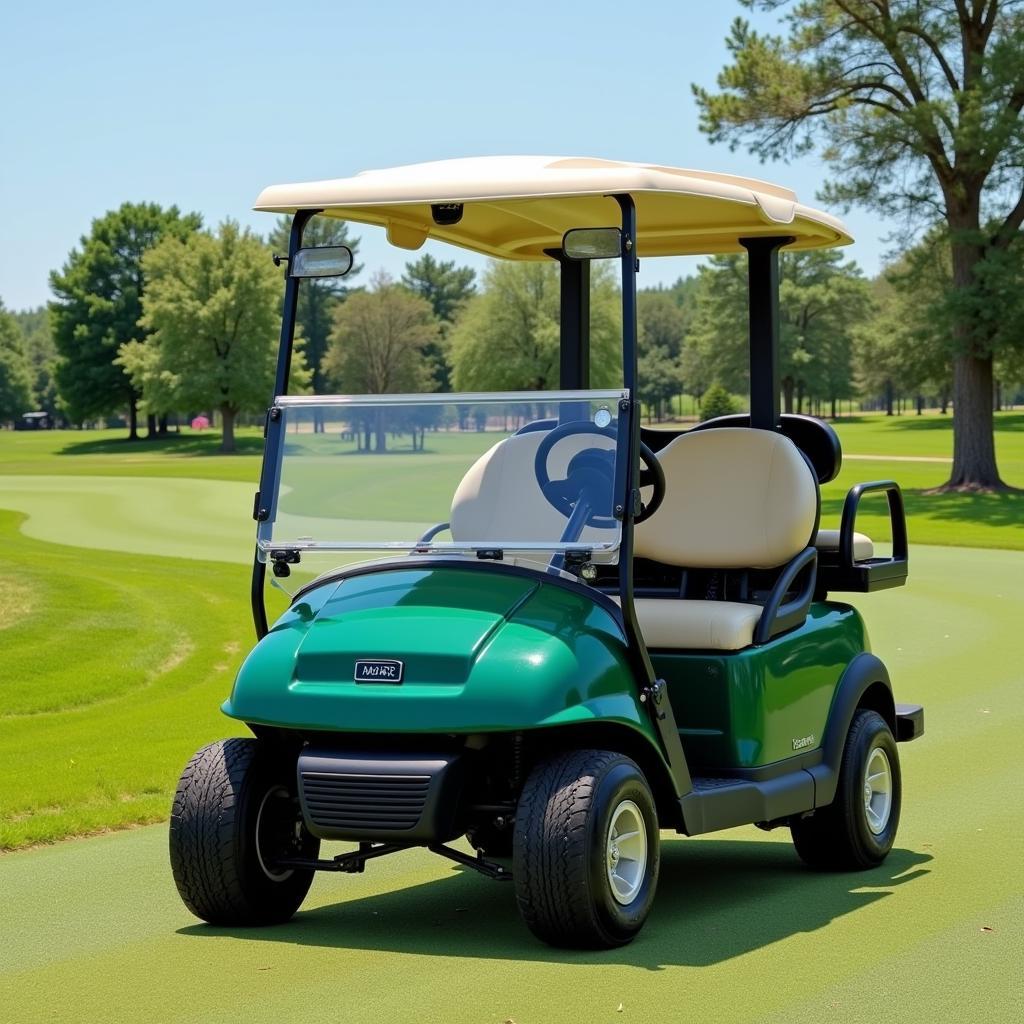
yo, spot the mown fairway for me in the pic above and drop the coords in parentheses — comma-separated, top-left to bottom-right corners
(0, 413, 1022, 1022)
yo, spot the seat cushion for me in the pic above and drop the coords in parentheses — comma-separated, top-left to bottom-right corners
(614, 597, 764, 651)
(814, 529, 874, 561)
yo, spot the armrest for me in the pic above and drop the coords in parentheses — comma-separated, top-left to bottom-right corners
(416, 521, 451, 544)
(753, 546, 818, 645)
(839, 481, 908, 567)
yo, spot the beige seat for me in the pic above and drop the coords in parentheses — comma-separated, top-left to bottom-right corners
(450, 428, 619, 560)
(631, 428, 819, 651)
(814, 529, 874, 561)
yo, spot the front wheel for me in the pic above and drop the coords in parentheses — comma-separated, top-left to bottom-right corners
(169, 738, 320, 925)
(791, 709, 902, 870)
(513, 750, 660, 948)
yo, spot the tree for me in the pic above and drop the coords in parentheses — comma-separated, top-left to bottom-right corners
(700, 382, 739, 420)
(120, 221, 305, 453)
(49, 202, 201, 436)
(322, 273, 440, 451)
(685, 249, 868, 414)
(268, 216, 362, 404)
(0, 300, 33, 426)
(449, 261, 622, 391)
(637, 289, 688, 419)
(695, 1, 1024, 489)
(12, 307, 60, 418)
(402, 254, 476, 390)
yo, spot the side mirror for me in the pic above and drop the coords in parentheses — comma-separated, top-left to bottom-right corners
(562, 227, 623, 260)
(289, 245, 354, 279)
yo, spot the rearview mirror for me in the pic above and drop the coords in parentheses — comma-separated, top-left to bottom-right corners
(290, 245, 354, 279)
(562, 227, 622, 260)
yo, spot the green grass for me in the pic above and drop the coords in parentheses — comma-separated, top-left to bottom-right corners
(1, 543, 1021, 1022)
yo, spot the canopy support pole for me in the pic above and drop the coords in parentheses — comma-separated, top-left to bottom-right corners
(558, 255, 590, 389)
(740, 236, 793, 430)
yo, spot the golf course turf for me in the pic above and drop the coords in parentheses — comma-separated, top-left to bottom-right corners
(1, 413, 1022, 1022)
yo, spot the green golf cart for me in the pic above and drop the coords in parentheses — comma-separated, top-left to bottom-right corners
(169, 157, 923, 948)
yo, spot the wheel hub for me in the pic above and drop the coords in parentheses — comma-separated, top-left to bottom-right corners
(862, 746, 893, 836)
(605, 799, 647, 906)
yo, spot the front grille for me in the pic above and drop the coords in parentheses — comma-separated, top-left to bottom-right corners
(300, 771, 431, 832)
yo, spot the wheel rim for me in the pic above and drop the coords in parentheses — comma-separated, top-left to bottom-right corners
(255, 785, 297, 882)
(605, 799, 647, 905)
(863, 747, 893, 836)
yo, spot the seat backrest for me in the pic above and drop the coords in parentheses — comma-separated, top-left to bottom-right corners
(635, 428, 818, 570)
(450, 429, 618, 554)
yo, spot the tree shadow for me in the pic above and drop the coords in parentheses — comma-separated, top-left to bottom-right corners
(57, 434, 265, 457)
(821, 488, 1024, 530)
(177, 839, 931, 968)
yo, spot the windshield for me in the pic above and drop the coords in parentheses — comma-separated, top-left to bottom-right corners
(257, 389, 627, 560)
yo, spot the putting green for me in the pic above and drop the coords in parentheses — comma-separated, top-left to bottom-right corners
(2, 544, 1023, 1022)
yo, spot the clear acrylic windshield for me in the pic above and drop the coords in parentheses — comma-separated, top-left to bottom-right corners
(258, 390, 627, 559)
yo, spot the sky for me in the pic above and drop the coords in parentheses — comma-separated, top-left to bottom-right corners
(2, 0, 892, 311)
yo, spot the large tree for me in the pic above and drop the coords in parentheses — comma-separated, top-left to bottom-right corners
(449, 261, 622, 391)
(120, 221, 306, 453)
(0, 300, 33, 426)
(402, 254, 476, 390)
(49, 202, 201, 436)
(322, 274, 439, 451)
(268, 215, 362, 401)
(695, 1, 1024, 489)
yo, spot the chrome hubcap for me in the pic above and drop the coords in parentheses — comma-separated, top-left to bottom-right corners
(863, 747, 893, 836)
(605, 800, 647, 905)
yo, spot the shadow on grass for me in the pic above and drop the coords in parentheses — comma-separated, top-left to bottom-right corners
(178, 840, 931, 968)
(58, 434, 265, 457)
(822, 488, 1024, 531)
(876, 411, 1023, 433)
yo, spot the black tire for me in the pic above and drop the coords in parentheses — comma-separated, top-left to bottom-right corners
(169, 738, 320, 925)
(512, 749, 660, 948)
(791, 709, 902, 870)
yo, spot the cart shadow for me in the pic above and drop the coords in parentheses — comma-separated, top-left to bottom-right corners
(177, 839, 932, 968)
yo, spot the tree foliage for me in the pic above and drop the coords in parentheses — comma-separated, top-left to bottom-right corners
(685, 249, 869, 414)
(402, 254, 476, 390)
(449, 261, 622, 391)
(322, 274, 440, 451)
(268, 215, 362, 396)
(49, 202, 201, 433)
(636, 288, 689, 419)
(120, 221, 303, 453)
(0, 300, 33, 425)
(11, 307, 59, 417)
(695, 1, 1024, 488)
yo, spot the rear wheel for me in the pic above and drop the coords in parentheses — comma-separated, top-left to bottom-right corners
(513, 749, 659, 948)
(169, 738, 320, 925)
(792, 709, 902, 870)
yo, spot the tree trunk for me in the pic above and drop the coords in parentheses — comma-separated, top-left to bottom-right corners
(375, 408, 387, 452)
(781, 377, 794, 414)
(146, 413, 157, 438)
(830, 397, 837, 420)
(220, 406, 236, 453)
(158, 414, 169, 435)
(994, 379, 1002, 412)
(940, 228, 1007, 490)
(916, 395, 924, 416)
(940, 392, 949, 414)
(884, 380, 894, 416)
(128, 397, 139, 440)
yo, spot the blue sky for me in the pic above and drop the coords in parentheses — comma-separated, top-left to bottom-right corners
(2, 0, 890, 310)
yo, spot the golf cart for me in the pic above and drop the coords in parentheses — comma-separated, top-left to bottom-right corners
(169, 157, 923, 948)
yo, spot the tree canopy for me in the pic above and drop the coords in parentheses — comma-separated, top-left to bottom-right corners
(0, 300, 33, 425)
(120, 221, 304, 453)
(449, 261, 622, 391)
(49, 202, 201, 435)
(695, 0, 1024, 489)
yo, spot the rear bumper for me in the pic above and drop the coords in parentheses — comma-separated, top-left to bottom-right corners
(895, 703, 925, 742)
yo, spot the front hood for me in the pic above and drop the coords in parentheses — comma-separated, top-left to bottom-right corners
(225, 564, 640, 735)
(292, 568, 538, 686)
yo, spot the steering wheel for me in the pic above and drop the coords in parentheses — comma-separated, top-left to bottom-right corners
(533, 422, 666, 531)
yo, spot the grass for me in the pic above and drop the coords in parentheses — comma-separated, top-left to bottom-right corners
(1, 543, 1021, 1022)
(0, 412, 1022, 1021)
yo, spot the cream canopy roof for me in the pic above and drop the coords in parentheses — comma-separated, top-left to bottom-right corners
(253, 156, 852, 260)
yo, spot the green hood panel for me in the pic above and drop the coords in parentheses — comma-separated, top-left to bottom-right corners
(224, 566, 647, 736)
